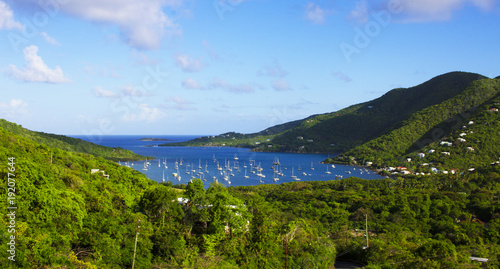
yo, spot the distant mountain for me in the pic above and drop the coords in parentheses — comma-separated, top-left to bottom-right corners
(167, 72, 487, 153)
(0, 119, 146, 161)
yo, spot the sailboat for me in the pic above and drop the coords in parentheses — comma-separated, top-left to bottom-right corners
(172, 168, 180, 181)
(311, 161, 315, 170)
(273, 170, 279, 182)
(244, 168, 249, 178)
(158, 159, 160, 168)
(291, 167, 297, 180)
(162, 170, 165, 182)
(325, 165, 331, 174)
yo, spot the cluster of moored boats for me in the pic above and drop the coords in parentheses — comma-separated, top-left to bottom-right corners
(120, 155, 370, 185)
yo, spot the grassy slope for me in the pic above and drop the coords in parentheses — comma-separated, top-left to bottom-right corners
(0, 119, 146, 161)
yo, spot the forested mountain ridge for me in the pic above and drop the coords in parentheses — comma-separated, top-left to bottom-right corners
(329, 77, 500, 171)
(0, 119, 146, 161)
(266, 71, 488, 152)
(163, 72, 487, 153)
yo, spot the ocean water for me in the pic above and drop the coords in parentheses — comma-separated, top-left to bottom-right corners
(72, 135, 385, 188)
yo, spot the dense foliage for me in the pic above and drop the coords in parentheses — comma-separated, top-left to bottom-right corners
(1, 116, 500, 268)
(0, 119, 146, 161)
(331, 78, 500, 170)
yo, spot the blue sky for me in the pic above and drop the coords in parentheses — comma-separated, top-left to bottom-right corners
(1, 0, 499, 135)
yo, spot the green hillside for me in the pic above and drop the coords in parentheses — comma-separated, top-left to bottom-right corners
(0, 123, 156, 267)
(265, 71, 487, 152)
(329, 78, 500, 171)
(166, 72, 487, 153)
(0, 119, 146, 161)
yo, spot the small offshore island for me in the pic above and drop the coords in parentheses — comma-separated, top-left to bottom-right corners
(140, 137, 173, 142)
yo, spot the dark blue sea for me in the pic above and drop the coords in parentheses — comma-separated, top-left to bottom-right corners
(72, 135, 384, 188)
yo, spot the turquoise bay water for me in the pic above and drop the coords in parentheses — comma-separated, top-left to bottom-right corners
(73, 135, 384, 188)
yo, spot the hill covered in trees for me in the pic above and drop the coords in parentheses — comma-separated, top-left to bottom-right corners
(329, 77, 500, 172)
(163, 72, 489, 153)
(0, 119, 146, 161)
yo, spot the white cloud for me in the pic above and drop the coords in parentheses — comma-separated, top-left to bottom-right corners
(349, 0, 369, 23)
(209, 77, 255, 94)
(121, 84, 146, 97)
(84, 64, 121, 78)
(305, 2, 327, 24)
(93, 86, 117, 98)
(14, 0, 183, 50)
(0, 99, 28, 117)
(258, 61, 288, 78)
(397, 0, 497, 22)
(123, 103, 166, 122)
(174, 54, 203, 72)
(0, 1, 23, 30)
(182, 78, 202, 90)
(5, 45, 71, 83)
(163, 96, 197, 110)
(272, 79, 292, 91)
(41, 32, 60, 45)
(93, 84, 147, 99)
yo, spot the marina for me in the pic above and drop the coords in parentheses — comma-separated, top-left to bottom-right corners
(77, 135, 385, 188)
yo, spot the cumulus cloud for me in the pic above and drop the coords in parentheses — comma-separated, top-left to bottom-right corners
(0, 99, 28, 117)
(93, 86, 117, 98)
(121, 84, 146, 97)
(163, 96, 197, 110)
(123, 103, 166, 122)
(12, 0, 183, 50)
(272, 79, 292, 91)
(209, 77, 255, 94)
(84, 64, 121, 78)
(182, 78, 202, 90)
(305, 2, 328, 24)
(0, 1, 23, 30)
(93, 84, 147, 99)
(349, 0, 369, 23)
(5, 45, 71, 83)
(396, 0, 497, 22)
(174, 54, 203, 72)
